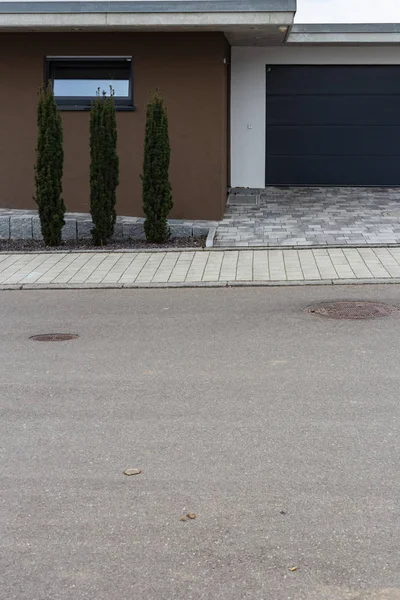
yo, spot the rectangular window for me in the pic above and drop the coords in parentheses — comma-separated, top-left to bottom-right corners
(45, 56, 134, 110)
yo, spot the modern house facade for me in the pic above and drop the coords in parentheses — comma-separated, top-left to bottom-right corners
(0, 1, 399, 221)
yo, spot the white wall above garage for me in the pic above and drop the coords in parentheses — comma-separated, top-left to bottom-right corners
(230, 45, 400, 189)
(295, 0, 400, 24)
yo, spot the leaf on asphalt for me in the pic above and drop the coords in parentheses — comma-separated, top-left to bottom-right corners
(123, 468, 142, 476)
(179, 516, 187, 522)
(186, 513, 197, 520)
(289, 567, 297, 572)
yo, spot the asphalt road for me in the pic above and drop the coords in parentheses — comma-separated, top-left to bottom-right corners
(1, 286, 400, 600)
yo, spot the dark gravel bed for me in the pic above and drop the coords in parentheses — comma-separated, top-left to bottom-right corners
(0, 236, 206, 252)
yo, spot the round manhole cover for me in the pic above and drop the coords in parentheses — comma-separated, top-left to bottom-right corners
(305, 301, 399, 320)
(30, 333, 79, 342)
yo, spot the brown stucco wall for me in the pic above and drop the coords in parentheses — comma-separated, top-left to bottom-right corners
(0, 32, 230, 220)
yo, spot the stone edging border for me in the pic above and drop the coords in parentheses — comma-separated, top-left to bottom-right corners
(0, 212, 213, 244)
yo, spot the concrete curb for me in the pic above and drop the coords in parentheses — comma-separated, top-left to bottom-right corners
(0, 246, 206, 255)
(1, 278, 400, 291)
(212, 243, 400, 251)
(5, 243, 400, 256)
(206, 227, 217, 248)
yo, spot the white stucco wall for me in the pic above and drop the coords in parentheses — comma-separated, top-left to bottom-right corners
(230, 46, 400, 188)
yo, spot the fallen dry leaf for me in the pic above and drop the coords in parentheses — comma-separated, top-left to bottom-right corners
(289, 567, 298, 572)
(186, 513, 196, 520)
(179, 516, 187, 522)
(123, 468, 142, 476)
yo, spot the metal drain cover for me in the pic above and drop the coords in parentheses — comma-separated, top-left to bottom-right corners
(30, 333, 79, 342)
(305, 301, 399, 320)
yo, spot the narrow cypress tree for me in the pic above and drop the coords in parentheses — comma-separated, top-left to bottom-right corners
(90, 89, 119, 245)
(34, 82, 65, 246)
(103, 90, 119, 237)
(142, 91, 173, 243)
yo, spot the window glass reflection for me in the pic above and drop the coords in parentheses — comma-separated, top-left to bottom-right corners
(53, 79, 130, 97)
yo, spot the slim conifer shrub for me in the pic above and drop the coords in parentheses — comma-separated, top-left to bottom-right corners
(90, 89, 119, 245)
(142, 91, 173, 243)
(34, 82, 65, 246)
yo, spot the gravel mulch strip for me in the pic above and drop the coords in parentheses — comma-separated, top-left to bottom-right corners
(0, 237, 206, 252)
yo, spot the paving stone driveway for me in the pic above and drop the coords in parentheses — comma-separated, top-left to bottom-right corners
(215, 187, 400, 247)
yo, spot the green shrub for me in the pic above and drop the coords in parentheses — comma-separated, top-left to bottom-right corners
(90, 89, 119, 245)
(34, 82, 65, 246)
(142, 91, 173, 243)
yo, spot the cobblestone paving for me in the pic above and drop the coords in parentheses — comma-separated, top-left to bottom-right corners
(215, 187, 400, 247)
(2, 247, 400, 288)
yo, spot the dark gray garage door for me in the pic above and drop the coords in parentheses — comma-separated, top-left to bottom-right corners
(266, 65, 400, 186)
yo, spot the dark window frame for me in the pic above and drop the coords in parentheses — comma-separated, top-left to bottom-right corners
(45, 56, 135, 111)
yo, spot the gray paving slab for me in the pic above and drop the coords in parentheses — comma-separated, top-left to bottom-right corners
(62, 219, 78, 241)
(0, 216, 10, 239)
(32, 216, 43, 240)
(10, 216, 33, 240)
(122, 222, 146, 240)
(76, 219, 92, 239)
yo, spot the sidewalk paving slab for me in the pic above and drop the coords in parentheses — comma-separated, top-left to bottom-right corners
(1, 247, 400, 289)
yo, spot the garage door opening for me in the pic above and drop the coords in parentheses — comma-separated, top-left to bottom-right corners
(265, 65, 400, 186)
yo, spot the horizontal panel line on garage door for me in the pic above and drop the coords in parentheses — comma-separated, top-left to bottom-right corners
(267, 124, 400, 127)
(267, 93, 400, 97)
(266, 156, 400, 186)
(266, 66, 400, 95)
(267, 153, 400, 157)
(267, 126, 400, 156)
(267, 95, 400, 126)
